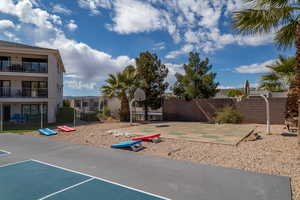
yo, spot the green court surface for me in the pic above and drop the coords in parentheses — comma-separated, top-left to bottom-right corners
(115, 122, 256, 145)
(0, 160, 168, 200)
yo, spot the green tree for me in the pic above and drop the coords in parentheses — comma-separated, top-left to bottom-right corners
(63, 99, 71, 107)
(227, 89, 244, 97)
(172, 52, 219, 100)
(101, 65, 137, 121)
(259, 56, 296, 92)
(232, 0, 300, 121)
(135, 51, 169, 120)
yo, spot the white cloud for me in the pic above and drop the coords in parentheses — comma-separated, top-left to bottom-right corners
(66, 20, 78, 31)
(37, 34, 135, 81)
(108, 0, 165, 34)
(0, 20, 15, 29)
(0, 0, 62, 29)
(235, 59, 276, 74)
(165, 63, 183, 84)
(153, 42, 165, 51)
(76, 0, 274, 58)
(165, 44, 194, 59)
(65, 80, 97, 90)
(53, 4, 72, 15)
(3, 31, 19, 41)
(218, 85, 239, 89)
(78, 0, 112, 15)
(0, 0, 135, 91)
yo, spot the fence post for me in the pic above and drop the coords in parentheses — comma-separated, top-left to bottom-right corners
(40, 104, 43, 129)
(73, 108, 76, 128)
(0, 103, 3, 132)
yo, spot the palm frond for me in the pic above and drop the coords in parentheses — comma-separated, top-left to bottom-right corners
(245, 0, 290, 8)
(233, 7, 294, 35)
(274, 19, 297, 49)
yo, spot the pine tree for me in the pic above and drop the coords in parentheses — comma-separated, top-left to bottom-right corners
(135, 51, 169, 120)
(172, 52, 219, 100)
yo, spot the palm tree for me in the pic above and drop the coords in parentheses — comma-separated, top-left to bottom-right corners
(101, 65, 137, 121)
(232, 0, 300, 136)
(259, 55, 296, 92)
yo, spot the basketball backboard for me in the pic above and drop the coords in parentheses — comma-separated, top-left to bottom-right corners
(134, 88, 146, 101)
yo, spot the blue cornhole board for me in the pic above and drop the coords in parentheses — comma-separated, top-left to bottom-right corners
(111, 140, 143, 152)
(38, 128, 57, 136)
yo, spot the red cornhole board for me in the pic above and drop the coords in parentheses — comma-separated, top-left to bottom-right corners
(57, 126, 76, 132)
(132, 133, 161, 143)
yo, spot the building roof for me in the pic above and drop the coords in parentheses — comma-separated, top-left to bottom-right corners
(0, 40, 65, 72)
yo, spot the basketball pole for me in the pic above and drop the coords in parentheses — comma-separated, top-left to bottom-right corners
(243, 80, 270, 135)
(73, 108, 76, 128)
(260, 94, 270, 135)
(130, 99, 135, 126)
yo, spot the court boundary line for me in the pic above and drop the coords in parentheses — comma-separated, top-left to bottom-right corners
(32, 159, 171, 200)
(0, 159, 31, 168)
(0, 149, 11, 155)
(38, 178, 94, 200)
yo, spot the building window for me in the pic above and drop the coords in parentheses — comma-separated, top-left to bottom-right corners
(0, 56, 10, 71)
(22, 81, 48, 97)
(22, 104, 48, 115)
(83, 102, 88, 107)
(75, 100, 81, 107)
(22, 58, 48, 73)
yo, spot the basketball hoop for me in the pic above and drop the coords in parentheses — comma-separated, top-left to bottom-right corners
(130, 88, 146, 125)
(134, 88, 146, 102)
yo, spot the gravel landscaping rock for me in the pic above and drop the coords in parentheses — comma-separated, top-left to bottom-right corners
(19, 122, 300, 199)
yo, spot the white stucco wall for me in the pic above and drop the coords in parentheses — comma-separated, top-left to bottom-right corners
(47, 54, 63, 123)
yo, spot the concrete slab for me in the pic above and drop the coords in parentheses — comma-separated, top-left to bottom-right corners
(0, 133, 292, 200)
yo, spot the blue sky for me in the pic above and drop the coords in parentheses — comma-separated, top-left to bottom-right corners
(0, 0, 295, 96)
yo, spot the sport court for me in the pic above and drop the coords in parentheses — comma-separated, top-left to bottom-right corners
(0, 133, 291, 200)
(113, 122, 255, 145)
(0, 160, 167, 200)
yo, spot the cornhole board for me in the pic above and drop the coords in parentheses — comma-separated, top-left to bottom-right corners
(132, 133, 161, 143)
(111, 140, 143, 152)
(57, 126, 76, 132)
(38, 128, 57, 136)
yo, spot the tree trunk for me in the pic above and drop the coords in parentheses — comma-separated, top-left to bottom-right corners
(120, 92, 130, 122)
(286, 19, 300, 145)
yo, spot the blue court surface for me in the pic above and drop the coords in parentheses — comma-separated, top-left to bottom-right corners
(0, 160, 169, 200)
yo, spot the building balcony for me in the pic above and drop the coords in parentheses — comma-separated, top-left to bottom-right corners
(0, 87, 48, 98)
(0, 61, 48, 73)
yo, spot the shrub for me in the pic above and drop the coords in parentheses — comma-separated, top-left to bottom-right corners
(103, 106, 111, 117)
(227, 89, 244, 97)
(96, 106, 111, 121)
(56, 107, 74, 123)
(215, 106, 243, 124)
(63, 99, 71, 107)
(85, 113, 98, 121)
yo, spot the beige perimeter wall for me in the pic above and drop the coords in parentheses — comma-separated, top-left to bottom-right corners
(163, 97, 287, 124)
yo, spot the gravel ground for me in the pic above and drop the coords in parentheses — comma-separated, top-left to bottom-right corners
(19, 122, 300, 199)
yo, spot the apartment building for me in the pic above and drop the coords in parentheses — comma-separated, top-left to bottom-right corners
(0, 40, 64, 123)
(68, 96, 121, 117)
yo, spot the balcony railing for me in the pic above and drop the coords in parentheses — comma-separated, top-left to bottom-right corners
(0, 87, 48, 98)
(0, 61, 48, 73)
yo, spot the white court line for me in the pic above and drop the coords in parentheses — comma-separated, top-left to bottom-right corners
(0, 149, 11, 155)
(32, 159, 171, 200)
(38, 178, 94, 200)
(0, 159, 31, 168)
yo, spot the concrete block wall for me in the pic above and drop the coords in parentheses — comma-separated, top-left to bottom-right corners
(163, 97, 287, 124)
